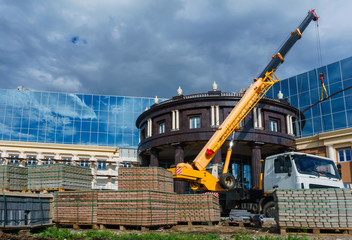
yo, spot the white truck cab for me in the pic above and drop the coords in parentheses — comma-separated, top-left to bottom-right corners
(263, 152, 344, 193)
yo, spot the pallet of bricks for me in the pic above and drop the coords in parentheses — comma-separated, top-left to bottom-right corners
(53, 191, 98, 228)
(118, 167, 173, 192)
(28, 164, 92, 192)
(98, 190, 177, 227)
(112, 167, 176, 227)
(176, 193, 221, 224)
(53, 167, 177, 228)
(0, 165, 27, 191)
(275, 188, 352, 234)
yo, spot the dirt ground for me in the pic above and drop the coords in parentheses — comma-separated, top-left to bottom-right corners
(1, 224, 352, 240)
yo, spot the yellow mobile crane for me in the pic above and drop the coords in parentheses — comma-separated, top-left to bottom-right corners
(169, 10, 319, 192)
(169, 10, 344, 217)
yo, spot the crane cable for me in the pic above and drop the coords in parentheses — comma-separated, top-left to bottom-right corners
(315, 21, 329, 101)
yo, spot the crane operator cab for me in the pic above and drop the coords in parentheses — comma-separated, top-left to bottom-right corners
(263, 152, 344, 193)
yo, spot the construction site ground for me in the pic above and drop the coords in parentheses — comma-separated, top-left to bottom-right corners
(1, 223, 352, 240)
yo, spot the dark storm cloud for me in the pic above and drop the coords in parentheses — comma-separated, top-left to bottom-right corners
(0, 0, 351, 99)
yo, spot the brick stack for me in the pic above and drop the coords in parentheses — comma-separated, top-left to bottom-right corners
(0, 165, 28, 190)
(28, 164, 92, 191)
(275, 189, 352, 229)
(176, 194, 221, 222)
(98, 190, 177, 226)
(53, 191, 98, 224)
(118, 167, 173, 192)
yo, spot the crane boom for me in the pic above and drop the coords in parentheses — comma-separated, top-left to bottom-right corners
(169, 10, 318, 191)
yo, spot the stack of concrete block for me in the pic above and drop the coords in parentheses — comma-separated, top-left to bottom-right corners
(118, 167, 173, 192)
(0, 192, 52, 227)
(53, 191, 98, 225)
(176, 194, 221, 222)
(0, 165, 28, 190)
(28, 164, 92, 191)
(275, 189, 352, 229)
(98, 190, 177, 226)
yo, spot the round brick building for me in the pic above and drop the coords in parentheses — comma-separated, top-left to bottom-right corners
(136, 87, 301, 193)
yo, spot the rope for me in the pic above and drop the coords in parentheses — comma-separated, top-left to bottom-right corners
(315, 21, 323, 67)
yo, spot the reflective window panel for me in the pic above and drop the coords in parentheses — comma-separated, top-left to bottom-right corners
(266, 56, 352, 138)
(0, 89, 157, 148)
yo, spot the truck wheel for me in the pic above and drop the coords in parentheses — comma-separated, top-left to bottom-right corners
(263, 201, 277, 218)
(219, 173, 235, 189)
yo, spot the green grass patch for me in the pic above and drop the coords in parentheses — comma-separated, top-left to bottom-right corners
(35, 227, 310, 240)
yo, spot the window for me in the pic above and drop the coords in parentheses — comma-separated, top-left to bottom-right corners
(9, 155, 19, 165)
(270, 119, 279, 132)
(190, 116, 201, 129)
(44, 156, 55, 165)
(338, 148, 352, 162)
(61, 157, 72, 165)
(27, 155, 36, 166)
(98, 162, 107, 170)
(80, 159, 90, 168)
(159, 122, 165, 134)
(274, 157, 292, 173)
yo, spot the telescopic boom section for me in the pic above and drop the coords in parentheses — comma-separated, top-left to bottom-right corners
(192, 10, 318, 172)
(170, 10, 318, 191)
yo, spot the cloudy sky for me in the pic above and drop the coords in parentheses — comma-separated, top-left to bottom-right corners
(1, 0, 351, 99)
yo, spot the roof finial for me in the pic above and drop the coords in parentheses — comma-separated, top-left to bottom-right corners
(212, 81, 218, 91)
(277, 90, 283, 100)
(154, 96, 159, 104)
(177, 86, 183, 96)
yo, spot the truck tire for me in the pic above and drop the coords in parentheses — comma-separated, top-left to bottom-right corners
(262, 201, 277, 218)
(219, 173, 235, 189)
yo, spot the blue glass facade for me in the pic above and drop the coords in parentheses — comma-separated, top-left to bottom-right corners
(266, 56, 352, 138)
(0, 89, 157, 147)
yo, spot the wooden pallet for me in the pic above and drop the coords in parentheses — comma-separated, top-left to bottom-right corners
(28, 188, 79, 193)
(222, 220, 254, 227)
(280, 227, 352, 235)
(55, 223, 99, 230)
(0, 189, 27, 193)
(177, 221, 219, 226)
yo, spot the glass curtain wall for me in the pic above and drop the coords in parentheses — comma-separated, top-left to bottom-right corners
(0, 89, 157, 147)
(266, 56, 352, 138)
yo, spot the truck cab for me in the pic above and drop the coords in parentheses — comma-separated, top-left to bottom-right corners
(263, 152, 344, 193)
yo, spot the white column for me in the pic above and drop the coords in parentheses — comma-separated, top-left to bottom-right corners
(326, 145, 336, 163)
(172, 111, 175, 130)
(215, 106, 219, 126)
(258, 108, 262, 128)
(37, 152, 43, 165)
(175, 110, 179, 130)
(211, 106, 215, 126)
(253, 108, 258, 128)
(54, 153, 60, 164)
(1, 151, 7, 165)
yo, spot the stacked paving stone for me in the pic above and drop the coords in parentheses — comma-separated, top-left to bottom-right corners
(98, 190, 177, 226)
(0, 165, 28, 190)
(275, 189, 352, 229)
(118, 167, 173, 192)
(53, 191, 98, 225)
(177, 194, 221, 222)
(28, 164, 92, 191)
(53, 167, 221, 227)
(0, 192, 52, 226)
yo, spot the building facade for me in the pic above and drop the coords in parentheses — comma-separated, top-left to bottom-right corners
(268, 56, 352, 187)
(0, 88, 156, 189)
(136, 88, 300, 193)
